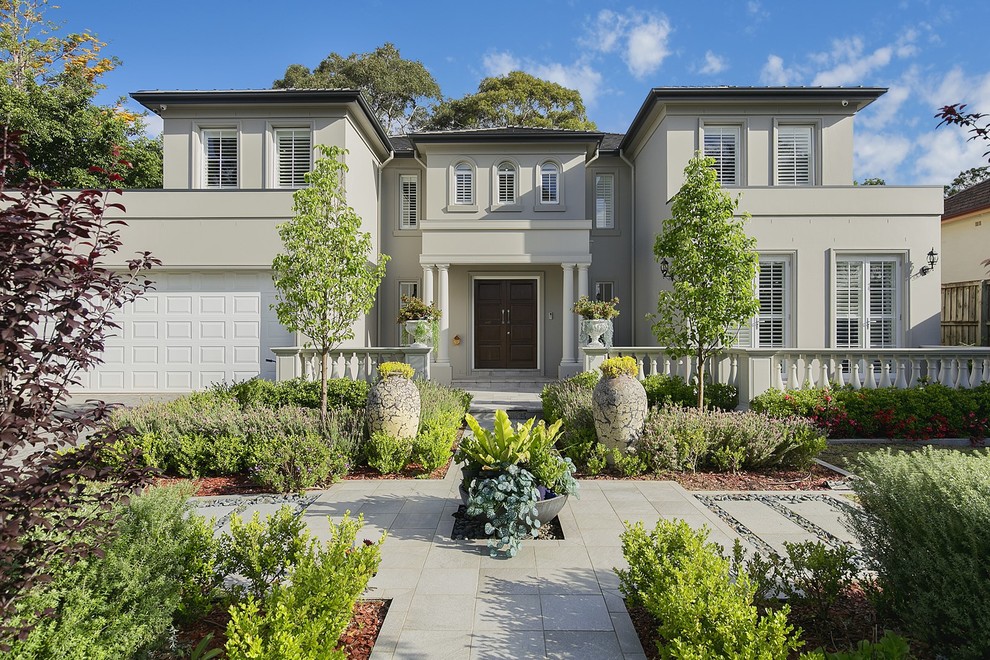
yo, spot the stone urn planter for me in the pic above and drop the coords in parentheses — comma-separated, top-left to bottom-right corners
(366, 362, 420, 440)
(403, 319, 431, 347)
(592, 356, 647, 458)
(579, 318, 613, 348)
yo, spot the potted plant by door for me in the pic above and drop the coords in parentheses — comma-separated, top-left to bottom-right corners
(366, 361, 421, 440)
(397, 295, 441, 347)
(454, 409, 578, 557)
(573, 295, 619, 348)
(592, 356, 647, 461)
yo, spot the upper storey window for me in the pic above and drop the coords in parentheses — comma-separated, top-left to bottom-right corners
(275, 128, 311, 188)
(777, 125, 814, 185)
(454, 162, 474, 205)
(399, 174, 418, 229)
(703, 125, 740, 186)
(540, 162, 559, 204)
(203, 129, 237, 189)
(497, 162, 517, 204)
(595, 173, 614, 229)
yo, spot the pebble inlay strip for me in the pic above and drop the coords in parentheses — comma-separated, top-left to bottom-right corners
(696, 493, 861, 558)
(194, 493, 317, 530)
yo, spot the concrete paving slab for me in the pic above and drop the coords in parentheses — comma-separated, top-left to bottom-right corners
(392, 629, 472, 659)
(544, 631, 624, 659)
(474, 593, 544, 630)
(402, 593, 477, 631)
(416, 568, 479, 595)
(542, 594, 613, 631)
(471, 630, 547, 659)
(783, 499, 859, 545)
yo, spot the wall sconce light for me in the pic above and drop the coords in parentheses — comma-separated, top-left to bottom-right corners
(659, 257, 673, 280)
(919, 248, 939, 276)
(452, 334, 461, 346)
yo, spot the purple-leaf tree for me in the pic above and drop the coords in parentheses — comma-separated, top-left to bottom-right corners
(0, 126, 159, 642)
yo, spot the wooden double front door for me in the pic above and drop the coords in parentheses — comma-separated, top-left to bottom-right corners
(474, 279, 538, 369)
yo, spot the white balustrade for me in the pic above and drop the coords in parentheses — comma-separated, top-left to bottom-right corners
(272, 346, 432, 383)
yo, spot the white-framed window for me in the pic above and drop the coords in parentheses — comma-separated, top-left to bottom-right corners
(497, 161, 516, 205)
(203, 128, 237, 189)
(703, 125, 740, 186)
(398, 280, 420, 345)
(454, 162, 473, 205)
(733, 256, 791, 348)
(274, 128, 311, 188)
(595, 173, 615, 229)
(399, 174, 418, 229)
(835, 257, 899, 348)
(595, 281, 614, 302)
(540, 162, 559, 204)
(776, 125, 814, 185)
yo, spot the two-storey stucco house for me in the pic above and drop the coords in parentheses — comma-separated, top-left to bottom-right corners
(75, 86, 946, 393)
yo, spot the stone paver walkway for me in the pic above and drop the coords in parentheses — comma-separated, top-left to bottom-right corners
(192, 460, 858, 659)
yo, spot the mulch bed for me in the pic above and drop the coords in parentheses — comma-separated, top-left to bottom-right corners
(577, 463, 839, 491)
(169, 599, 389, 658)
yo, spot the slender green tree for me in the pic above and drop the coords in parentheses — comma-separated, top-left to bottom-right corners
(272, 145, 390, 421)
(652, 153, 760, 408)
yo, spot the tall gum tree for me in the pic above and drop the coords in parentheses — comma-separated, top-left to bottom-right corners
(271, 145, 389, 422)
(651, 153, 760, 409)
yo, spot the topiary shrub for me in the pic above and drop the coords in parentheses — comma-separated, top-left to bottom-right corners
(848, 448, 990, 658)
(600, 355, 639, 379)
(617, 519, 802, 657)
(225, 377, 369, 411)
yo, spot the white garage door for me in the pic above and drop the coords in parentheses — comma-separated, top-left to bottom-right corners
(75, 270, 293, 393)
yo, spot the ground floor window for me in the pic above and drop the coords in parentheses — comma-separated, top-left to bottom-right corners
(732, 256, 791, 348)
(835, 256, 899, 348)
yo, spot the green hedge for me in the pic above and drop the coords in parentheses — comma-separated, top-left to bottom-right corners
(642, 374, 738, 411)
(224, 377, 370, 410)
(848, 449, 990, 658)
(638, 405, 826, 472)
(7, 485, 217, 657)
(750, 384, 990, 439)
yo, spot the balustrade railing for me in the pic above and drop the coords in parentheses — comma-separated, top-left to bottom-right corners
(271, 346, 431, 383)
(582, 346, 990, 407)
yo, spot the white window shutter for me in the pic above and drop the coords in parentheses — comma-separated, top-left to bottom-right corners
(868, 261, 897, 348)
(399, 175, 418, 229)
(777, 125, 813, 185)
(541, 163, 559, 203)
(454, 163, 472, 204)
(595, 174, 614, 229)
(703, 126, 739, 185)
(276, 128, 311, 187)
(757, 260, 786, 347)
(204, 129, 237, 188)
(835, 260, 864, 348)
(497, 163, 516, 204)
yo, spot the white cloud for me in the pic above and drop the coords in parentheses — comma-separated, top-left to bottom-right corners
(760, 55, 800, 86)
(854, 131, 912, 182)
(810, 31, 918, 87)
(482, 51, 520, 77)
(625, 15, 672, 79)
(482, 51, 604, 107)
(582, 9, 672, 79)
(747, 1, 762, 14)
(912, 126, 988, 184)
(699, 50, 727, 75)
(858, 81, 911, 131)
(141, 111, 163, 138)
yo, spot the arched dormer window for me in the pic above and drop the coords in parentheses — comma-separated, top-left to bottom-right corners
(540, 162, 559, 204)
(454, 162, 474, 205)
(496, 161, 516, 205)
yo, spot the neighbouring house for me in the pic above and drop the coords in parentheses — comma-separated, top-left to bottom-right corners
(941, 180, 990, 345)
(75, 85, 972, 398)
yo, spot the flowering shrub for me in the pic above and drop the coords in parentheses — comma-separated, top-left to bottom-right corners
(638, 405, 826, 472)
(572, 295, 620, 320)
(750, 384, 990, 439)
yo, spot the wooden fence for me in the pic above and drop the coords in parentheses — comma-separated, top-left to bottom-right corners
(942, 280, 990, 346)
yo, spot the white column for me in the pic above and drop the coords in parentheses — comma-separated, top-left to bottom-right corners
(437, 264, 450, 364)
(561, 263, 577, 371)
(422, 265, 434, 305)
(577, 264, 589, 302)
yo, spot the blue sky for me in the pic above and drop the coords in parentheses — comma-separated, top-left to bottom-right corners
(56, 0, 989, 185)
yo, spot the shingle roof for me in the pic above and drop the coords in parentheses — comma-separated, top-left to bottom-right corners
(943, 178, 990, 221)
